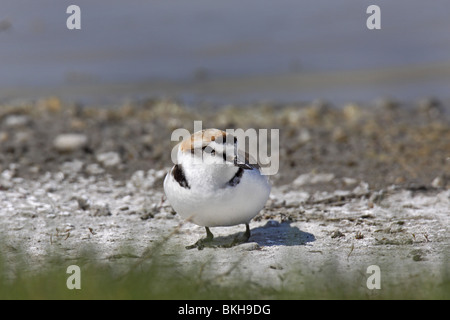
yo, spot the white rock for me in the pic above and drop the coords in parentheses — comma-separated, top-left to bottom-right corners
(353, 181, 370, 195)
(53, 134, 87, 152)
(293, 172, 335, 186)
(238, 242, 261, 251)
(282, 190, 310, 206)
(299, 129, 311, 143)
(127, 169, 167, 190)
(60, 160, 84, 175)
(342, 177, 358, 186)
(431, 176, 445, 188)
(85, 163, 104, 175)
(91, 204, 111, 216)
(1, 169, 14, 181)
(3, 115, 29, 128)
(96, 151, 121, 167)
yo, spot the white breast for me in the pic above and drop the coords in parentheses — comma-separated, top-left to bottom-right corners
(164, 166, 270, 227)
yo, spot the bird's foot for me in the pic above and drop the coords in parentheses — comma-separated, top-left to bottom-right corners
(219, 224, 251, 248)
(186, 225, 251, 250)
(186, 227, 215, 250)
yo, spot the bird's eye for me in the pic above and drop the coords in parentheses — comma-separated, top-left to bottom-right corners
(202, 145, 215, 155)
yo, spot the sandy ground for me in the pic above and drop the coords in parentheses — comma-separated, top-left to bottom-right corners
(0, 99, 449, 295)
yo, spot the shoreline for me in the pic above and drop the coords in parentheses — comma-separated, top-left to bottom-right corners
(2, 61, 450, 105)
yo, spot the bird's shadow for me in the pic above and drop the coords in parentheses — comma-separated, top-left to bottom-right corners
(207, 220, 315, 248)
(250, 220, 315, 247)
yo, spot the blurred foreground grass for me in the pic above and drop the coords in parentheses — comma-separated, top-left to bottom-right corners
(1, 241, 449, 300)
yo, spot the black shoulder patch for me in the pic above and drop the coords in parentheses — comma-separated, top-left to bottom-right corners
(227, 167, 244, 187)
(172, 164, 190, 189)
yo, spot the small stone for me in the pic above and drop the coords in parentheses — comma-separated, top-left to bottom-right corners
(128, 169, 167, 190)
(353, 182, 370, 195)
(96, 151, 121, 168)
(53, 134, 88, 152)
(264, 220, 280, 228)
(77, 197, 90, 211)
(332, 127, 347, 143)
(3, 115, 30, 128)
(28, 166, 40, 174)
(60, 160, 84, 175)
(1, 169, 15, 181)
(331, 230, 345, 238)
(91, 204, 112, 217)
(14, 131, 31, 144)
(85, 163, 105, 175)
(269, 263, 284, 270)
(293, 172, 335, 186)
(298, 129, 311, 143)
(64, 224, 76, 232)
(431, 176, 445, 188)
(370, 189, 385, 203)
(343, 103, 362, 122)
(342, 177, 358, 186)
(239, 242, 261, 251)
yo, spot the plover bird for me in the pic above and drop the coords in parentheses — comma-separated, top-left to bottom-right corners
(164, 129, 271, 249)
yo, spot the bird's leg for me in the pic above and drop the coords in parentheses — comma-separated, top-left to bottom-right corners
(243, 223, 251, 241)
(221, 223, 251, 248)
(205, 227, 214, 241)
(186, 227, 215, 250)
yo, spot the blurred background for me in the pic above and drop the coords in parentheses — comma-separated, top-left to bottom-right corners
(1, 0, 450, 106)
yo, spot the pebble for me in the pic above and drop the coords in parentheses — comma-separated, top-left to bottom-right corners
(269, 263, 284, 270)
(53, 134, 88, 152)
(370, 189, 385, 203)
(343, 103, 362, 122)
(238, 242, 261, 251)
(128, 169, 167, 190)
(77, 197, 90, 210)
(96, 152, 121, 168)
(331, 230, 345, 238)
(298, 129, 311, 143)
(3, 115, 29, 128)
(60, 160, 84, 175)
(342, 177, 358, 186)
(264, 220, 280, 228)
(91, 204, 112, 217)
(85, 163, 105, 175)
(332, 127, 348, 143)
(1, 169, 15, 181)
(431, 176, 446, 188)
(353, 181, 370, 195)
(293, 172, 335, 186)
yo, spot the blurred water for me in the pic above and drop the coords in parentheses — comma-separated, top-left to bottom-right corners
(1, 0, 450, 103)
